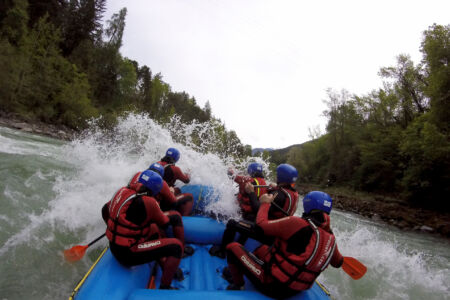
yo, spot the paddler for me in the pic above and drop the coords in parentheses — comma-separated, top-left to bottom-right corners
(225, 190, 344, 297)
(102, 170, 185, 289)
(128, 162, 194, 216)
(157, 147, 190, 195)
(228, 162, 270, 221)
(209, 164, 300, 259)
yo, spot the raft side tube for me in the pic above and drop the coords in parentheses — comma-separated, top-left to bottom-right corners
(180, 184, 219, 213)
(73, 249, 155, 300)
(128, 283, 330, 300)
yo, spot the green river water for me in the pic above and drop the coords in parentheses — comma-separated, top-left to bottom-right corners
(0, 114, 449, 300)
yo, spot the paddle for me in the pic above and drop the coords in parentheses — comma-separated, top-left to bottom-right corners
(64, 233, 106, 262)
(342, 256, 367, 280)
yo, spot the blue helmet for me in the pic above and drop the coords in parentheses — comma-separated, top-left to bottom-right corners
(165, 148, 180, 163)
(276, 164, 298, 184)
(138, 170, 163, 195)
(148, 162, 164, 177)
(303, 191, 333, 214)
(247, 162, 263, 177)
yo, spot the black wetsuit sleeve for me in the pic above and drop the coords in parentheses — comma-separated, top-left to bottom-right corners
(248, 192, 260, 213)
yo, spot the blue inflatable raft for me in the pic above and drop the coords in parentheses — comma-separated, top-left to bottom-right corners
(69, 185, 332, 300)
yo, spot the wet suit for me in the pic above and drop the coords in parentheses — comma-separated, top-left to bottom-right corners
(157, 181, 194, 216)
(158, 157, 190, 194)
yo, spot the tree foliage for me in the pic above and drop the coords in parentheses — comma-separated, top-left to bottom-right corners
(0, 0, 250, 158)
(278, 24, 450, 211)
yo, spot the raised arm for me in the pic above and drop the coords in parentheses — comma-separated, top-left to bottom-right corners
(172, 165, 190, 184)
(256, 199, 301, 239)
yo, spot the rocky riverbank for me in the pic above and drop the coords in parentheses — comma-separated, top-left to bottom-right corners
(0, 111, 76, 141)
(298, 184, 450, 239)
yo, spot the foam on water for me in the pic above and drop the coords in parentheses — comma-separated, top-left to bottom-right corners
(319, 211, 450, 300)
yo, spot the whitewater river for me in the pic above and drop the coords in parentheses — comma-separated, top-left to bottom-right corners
(0, 115, 449, 300)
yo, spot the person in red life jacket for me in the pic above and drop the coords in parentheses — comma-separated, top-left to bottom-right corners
(127, 164, 195, 256)
(128, 163, 194, 216)
(102, 170, 186, 290)
(150, 162, 194, 216)
(209, 164, 299, 259)
(229, 162, 269, 221)
(158, 148, 190, 194)
(224, 191, 343, 297)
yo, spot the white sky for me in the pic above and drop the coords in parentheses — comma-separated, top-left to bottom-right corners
(105, 0, 449, 149)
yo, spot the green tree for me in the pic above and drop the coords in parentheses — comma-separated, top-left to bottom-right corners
(400, 114, 450, 209)
(421, 24, 450, 132)
(379, 54, 428, 128)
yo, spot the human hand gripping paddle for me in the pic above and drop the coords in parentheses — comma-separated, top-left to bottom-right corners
(64, 233, 106, 262)
(259, 193, 367, 280)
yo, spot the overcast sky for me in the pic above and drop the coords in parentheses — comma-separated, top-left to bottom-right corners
(105, 0, 449, 149)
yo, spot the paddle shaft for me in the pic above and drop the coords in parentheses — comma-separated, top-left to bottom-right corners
(87, 233, 106, 247)
(250, 185, 290, 216)
(271, 199, 289, 216)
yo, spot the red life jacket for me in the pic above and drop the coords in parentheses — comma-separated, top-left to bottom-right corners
(105, 187, 153, 248)
(269, 218, 337, 291)
(128, 171, 143, 191)
(269, 187, 299, 219)
(237, 177, 268, 213)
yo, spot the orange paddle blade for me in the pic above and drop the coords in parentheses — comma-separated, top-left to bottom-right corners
(342, 256, 367, 280)
(148, 275, 156, 289)
(64, 245, 88, 262)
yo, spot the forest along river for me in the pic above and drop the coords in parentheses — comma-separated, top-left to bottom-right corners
(0, 115, 449, 300)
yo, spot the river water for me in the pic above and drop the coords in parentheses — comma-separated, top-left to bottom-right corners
(0, 114, 449, 300)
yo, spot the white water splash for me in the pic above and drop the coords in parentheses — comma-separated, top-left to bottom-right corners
(319, 211, 450, 300)
(50, 113, 275, 234)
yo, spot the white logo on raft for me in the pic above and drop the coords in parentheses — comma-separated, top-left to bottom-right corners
(137, 241, 161, 249)
(240, 255, 261, 275)
(316, 236, 333, 268)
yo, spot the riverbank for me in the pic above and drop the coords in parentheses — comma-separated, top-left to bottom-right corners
(298, 184, 450, 239)
(0, 111, 76, 141)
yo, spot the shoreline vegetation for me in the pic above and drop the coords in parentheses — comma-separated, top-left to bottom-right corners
(298, 184, 450, 239)
(1, 115, 449, 239)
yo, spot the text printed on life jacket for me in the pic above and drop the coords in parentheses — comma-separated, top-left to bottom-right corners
(241, 255, 261, 275)
(137, 241, 161, 249)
